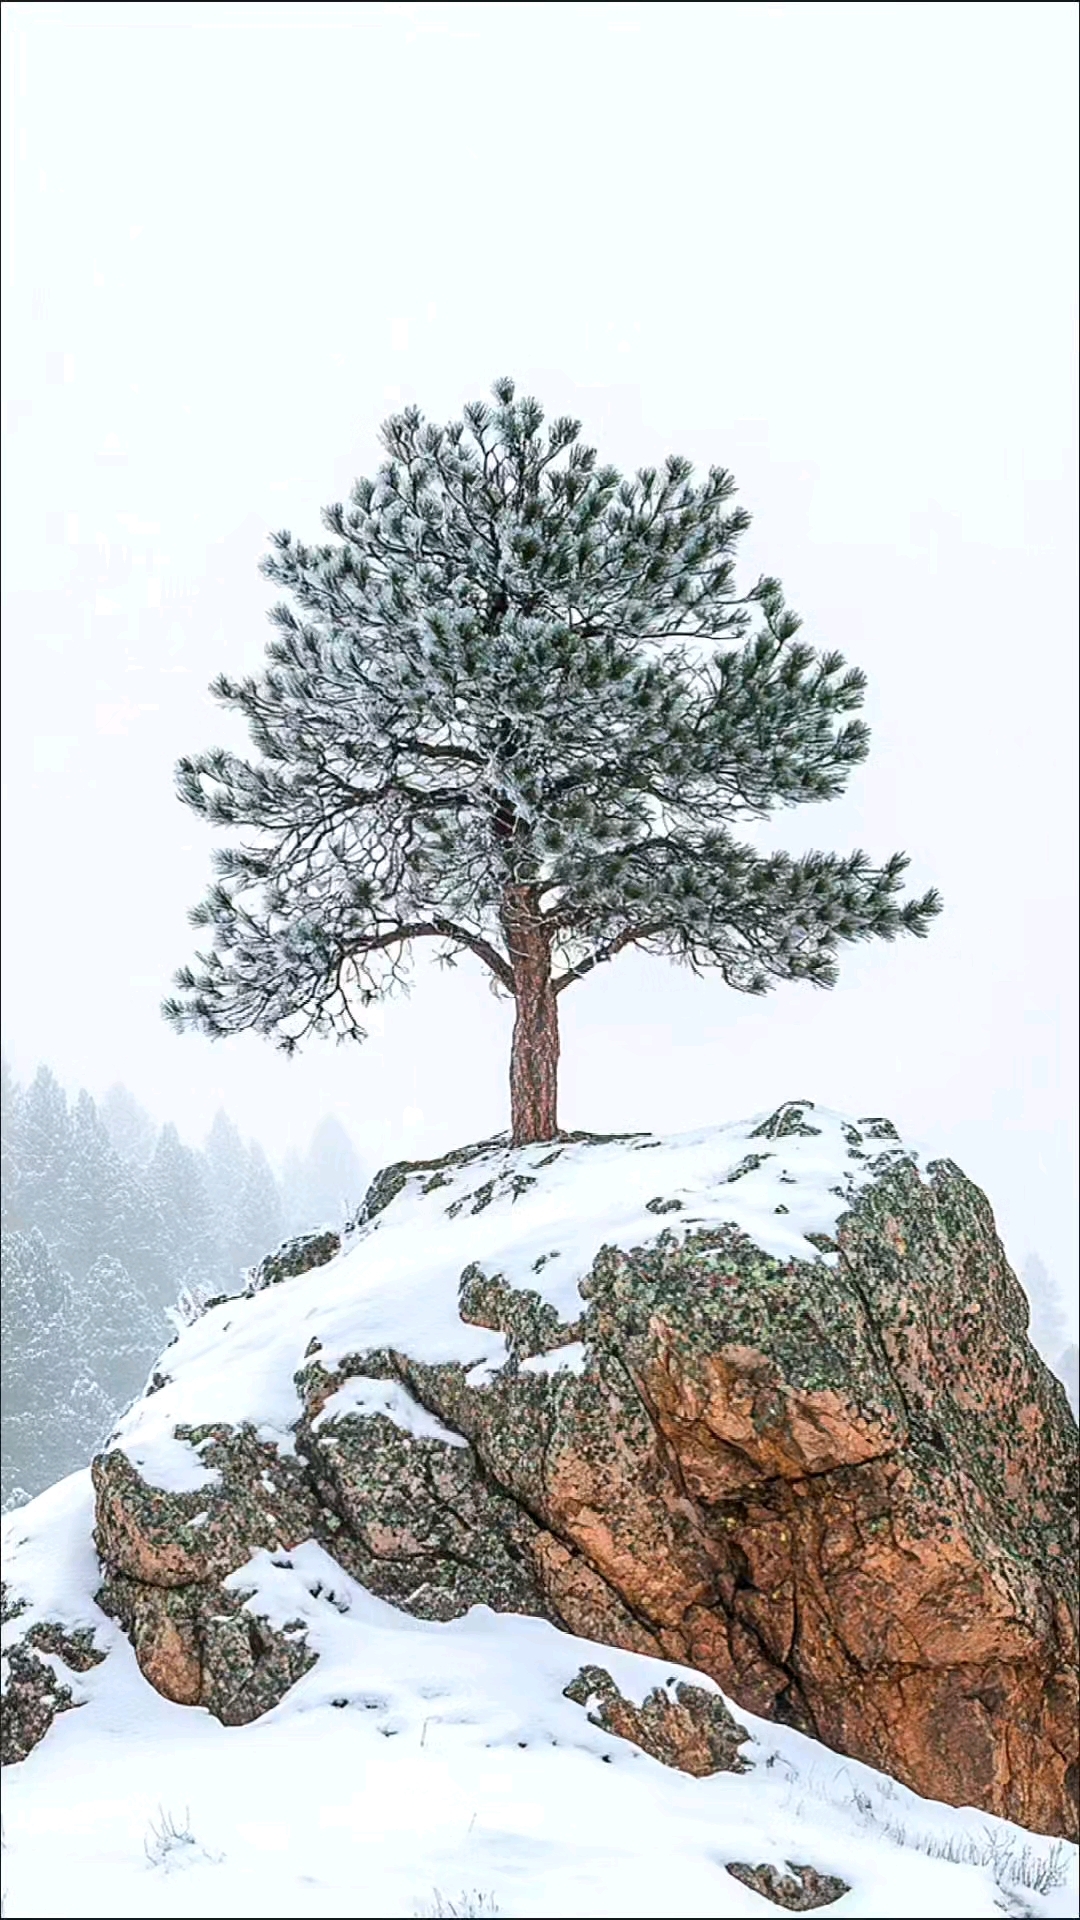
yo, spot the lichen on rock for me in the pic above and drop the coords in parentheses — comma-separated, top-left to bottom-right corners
(92, 1424, 321, 1588)
(1, 1593, 106, 1766)
(95, 1565, 317, 1724)
(294, 1348, 548, 1622)
(245, 1229, 341, 1295)
(88, 1422, 328, 1724)
(457, 1264, 583, 1361)
(63, 1107, 1078, 1839)
(563, 1663, 750, 1776)
(725, 1860, 851, 1910)
(389, 1146, 1077, 1836)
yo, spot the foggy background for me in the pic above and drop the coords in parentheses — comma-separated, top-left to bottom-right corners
(2, 1, 1077, 1334)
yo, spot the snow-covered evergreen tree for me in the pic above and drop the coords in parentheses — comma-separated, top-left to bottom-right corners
(0, 1062, 292, 1499)
(166, 379, 941, 1143)
(280, 1145, 308, 1238)
(99, 1083, 157, 1172)
(238, 1141, 283, 1272)
(145, 1121, 223, 1298)
(1, 1228, 112, 1505)
(1, 1055, 23, 1230)
(287, 1117, 364, 1234)
(16, 1065, 73, 1246)
(72, 1253, 161, 1417)
(2, 1223, 68, 1329)
(57, 1091, 166, 1302)
(202, 1110, 252, 1285)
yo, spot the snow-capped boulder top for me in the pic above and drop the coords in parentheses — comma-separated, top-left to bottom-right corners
(71, 1098, 1080, 1846)
(108, 1100, 925, 1495)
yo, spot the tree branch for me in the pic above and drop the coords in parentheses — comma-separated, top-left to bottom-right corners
(552, 924, 665, 993)
(348, 918, 514, 992)
(386, 735, 485, 769)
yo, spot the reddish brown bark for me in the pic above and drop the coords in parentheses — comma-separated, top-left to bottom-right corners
(501, 884, 560, 1145)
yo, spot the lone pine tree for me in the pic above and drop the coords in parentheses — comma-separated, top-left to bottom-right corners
(165, 379, 941, 1146)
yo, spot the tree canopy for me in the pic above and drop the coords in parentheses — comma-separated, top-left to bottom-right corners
(166, 379, 941, 1142)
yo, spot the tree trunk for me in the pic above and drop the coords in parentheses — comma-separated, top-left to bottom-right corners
(502, 885, 560, 1146)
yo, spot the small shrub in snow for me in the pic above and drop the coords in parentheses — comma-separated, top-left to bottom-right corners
(414, 1894, 501, 1918)
(143, 1807, 222, 1873)
(920, 1830, 1071, 1898)
(166, 1282, 219, 1331)
(843, 1790, 1071, 1898)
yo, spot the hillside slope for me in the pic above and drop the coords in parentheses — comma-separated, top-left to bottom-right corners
(2, 1101, 1077, 1917)
(2, 1469, 1076, 1920)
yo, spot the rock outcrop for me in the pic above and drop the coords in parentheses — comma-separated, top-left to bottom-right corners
(91, 1421, 324, 1723)
(0, 1592, 106, 1765)
(407, 1193, 1077, 1833)
(14, 1104, 1075, 1839)
(563, 1662, 750, 1777)
(725, 1861, 851, 1911)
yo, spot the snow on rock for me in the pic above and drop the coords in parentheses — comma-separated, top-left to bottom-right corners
(106, 1103, 920, 1496)
(13, 1101, 1078, 1853)
(311, 1376, 470, 1448)
(2, 1475, 1076, 1920)
(520, 1343, 588, 1378)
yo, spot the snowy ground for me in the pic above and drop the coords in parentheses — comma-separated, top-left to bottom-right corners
(4, 1479, 1075, 1918)
(3, 1107, 1077, 1918)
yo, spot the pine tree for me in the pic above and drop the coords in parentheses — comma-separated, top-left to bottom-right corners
(17, 1065, 73, 1244)
(202, 1110, 252, 1285)
(1, 1055, 23, 1231)
(57, 1090, 165, 1297)
(295, 1116, 364, 1233)
(99, 1083, 157, 1172)
(1, 1064, 293, 1499)
(237, 1140, 284, 1270)
(145, 1121, 223, 1298)
(1, 1227, 112, 1504)
(281, 1146, 308, 1238)
(72, 1254, 160, 1415)
(165, 379, 941, 1145)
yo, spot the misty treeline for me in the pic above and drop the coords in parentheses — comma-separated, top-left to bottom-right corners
(1, 1056, 365, 1508)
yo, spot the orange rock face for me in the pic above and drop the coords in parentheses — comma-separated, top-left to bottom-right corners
(396, 1149, 1078, 1839)
(81, 1121, 1078, 1838)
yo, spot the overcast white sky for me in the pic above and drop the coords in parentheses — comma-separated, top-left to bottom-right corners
(1, 1, 1076, 1326)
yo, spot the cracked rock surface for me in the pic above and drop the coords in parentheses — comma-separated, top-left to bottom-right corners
(42, 1107, 1078, 1838)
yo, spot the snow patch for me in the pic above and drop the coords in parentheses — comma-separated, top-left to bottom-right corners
(312, 1376, 469, 1449)
(520, 1343, 588, 1378)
